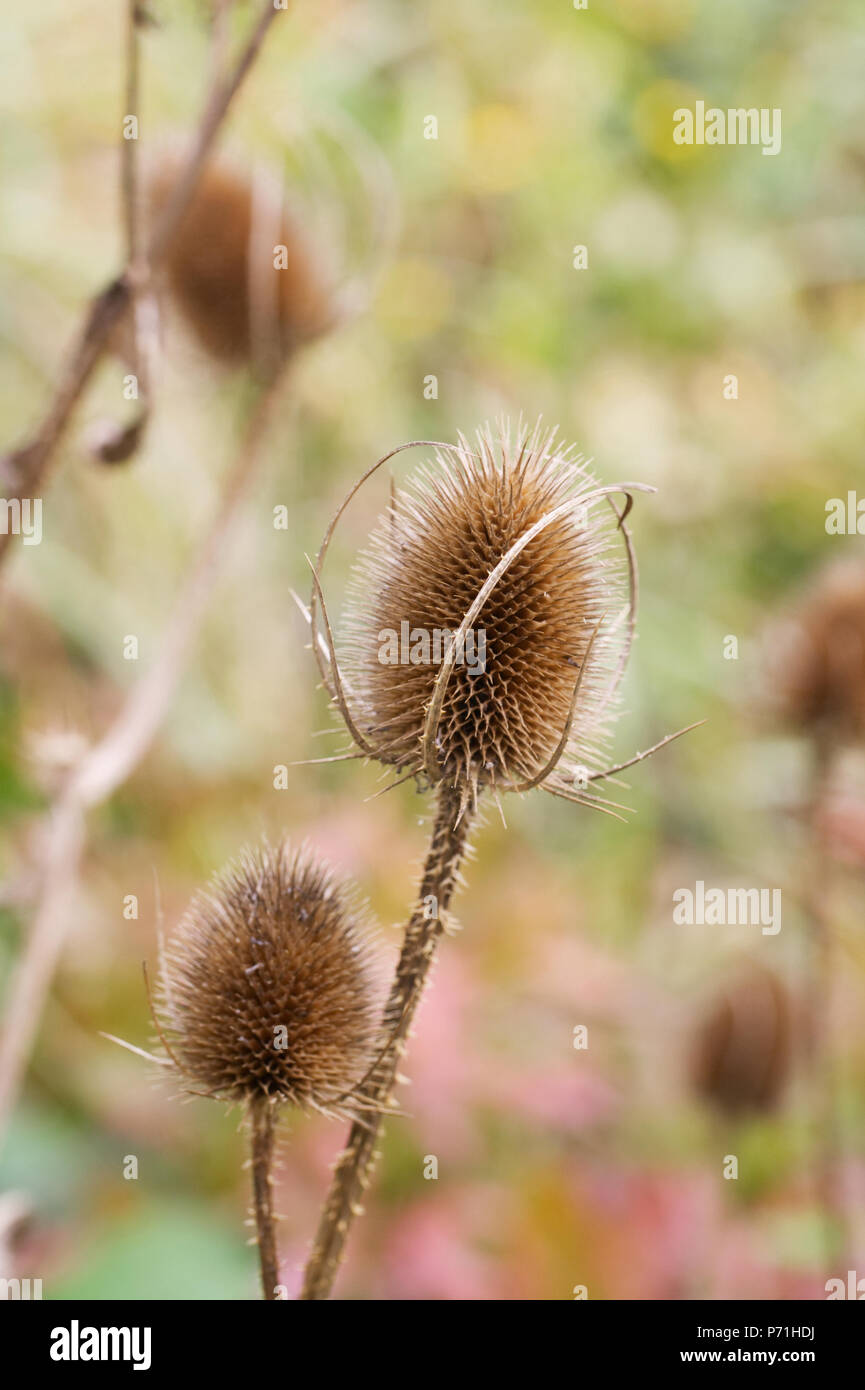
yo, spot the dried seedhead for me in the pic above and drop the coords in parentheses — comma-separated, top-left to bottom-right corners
(304, 420, 699, 822)
(767, 558, 865, 748)
(157, 840, 382, 1117)
(690, 965, 793, 1117)
(148, 155, 336, 371)
(343, 424, 628, 792)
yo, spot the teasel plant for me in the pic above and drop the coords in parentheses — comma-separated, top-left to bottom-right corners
(0, 5, 395, 1152)
(690, 963, 794, 1119)
(0, 0, 284, 554)
(141, 105, 396, 388)
(295, 418, 703, 1299)
(104, 839, 384, 1300)
(0, 0, 285, 1154)
(764, 556, 865, 1271)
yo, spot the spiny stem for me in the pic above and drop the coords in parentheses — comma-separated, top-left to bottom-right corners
(250, 1097, 279, 1300)
(300, 781, 472, 1300)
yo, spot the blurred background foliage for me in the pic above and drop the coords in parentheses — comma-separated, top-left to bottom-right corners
(1, 0, 864, 1298)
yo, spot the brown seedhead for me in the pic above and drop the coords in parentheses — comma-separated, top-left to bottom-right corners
(691, 965, 793, 1117)
(769, 558, 865, 747)
(158, 839, 382, 1117)
(148, 155, 335, 370)
(309, 421, 665, 820)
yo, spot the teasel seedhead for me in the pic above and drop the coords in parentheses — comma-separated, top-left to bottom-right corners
(304, 420, 699, 821)
(156, 840, 383, 1117)
(766, 558, 865, 748)
(690, 965, 793, 1117)
(147, 154, 336, 372)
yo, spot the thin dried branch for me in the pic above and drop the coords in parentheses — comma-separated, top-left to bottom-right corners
(91, 0, 153, 466)
(0, 377, 286, 1152)
(122, 1, 143, 268)
(209, 0, 235, 85)
(301, 782, 471, 1300)
(803, 738, 851, 1272)
(0, 0, 284, 569)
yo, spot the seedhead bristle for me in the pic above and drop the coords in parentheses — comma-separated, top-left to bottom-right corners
(158, 840, 382, 1116)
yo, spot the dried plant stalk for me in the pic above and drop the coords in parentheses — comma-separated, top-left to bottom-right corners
(301, 781, 471, 1300)
(250, 1097, 279, 1300)
(0, 0, 281, 567)
(804, 741, 850, 1274)
(765, 561, 864, 1270)
(122, 837, 383, 1299)
(0, 379, 283, 1150)
(298, 422, 700, 1298)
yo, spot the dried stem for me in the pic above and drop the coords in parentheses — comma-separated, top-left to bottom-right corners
(250, 1096, 279, 1300)
(95, 0, 153, 467)
(209, 0, 235, 86)
(300, 781, 472, 1300)
(74, 378, 282, 804)
(145, 2, 280, 270)
(804, 737, 850, 1275)
(0, 378, 285, 1152)
(122, 1, 142, 268)
(0, 0, 283, 567)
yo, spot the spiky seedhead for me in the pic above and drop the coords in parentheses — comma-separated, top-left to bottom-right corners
(158, 841, 382, 1115)
(768, 558, 865, 747)
(690, 966, 792, 1117)
(337, 422, 634, 811)
(148, 156, 335, 369)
